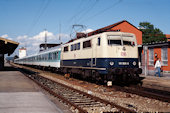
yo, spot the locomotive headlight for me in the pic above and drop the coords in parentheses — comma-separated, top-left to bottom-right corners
(110, 62, 114, 66)
(133, 61, 136, 66)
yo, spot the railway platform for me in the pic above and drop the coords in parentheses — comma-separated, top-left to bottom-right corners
(141, 73, 170, 92)
(0, 63, 71, 113)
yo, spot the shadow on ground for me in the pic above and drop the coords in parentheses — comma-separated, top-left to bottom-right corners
(0, 66, 18, 71)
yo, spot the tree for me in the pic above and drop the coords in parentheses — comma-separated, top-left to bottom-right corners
(138, 22, 166, 43)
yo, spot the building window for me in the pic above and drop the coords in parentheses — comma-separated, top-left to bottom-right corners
(83, 40, 91, 48)
(149, 48, 154, 65)
(161, 47, 168, 66)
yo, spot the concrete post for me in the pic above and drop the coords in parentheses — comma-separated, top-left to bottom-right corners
(144, 46, 148, 76)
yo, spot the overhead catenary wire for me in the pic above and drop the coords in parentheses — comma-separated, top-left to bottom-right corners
(79, 0, 123, 23)
(75, 0, 99, 24)
(66, 0, 122, 37)
(65, 0, 99, 38)
(26, 0, 51, 36)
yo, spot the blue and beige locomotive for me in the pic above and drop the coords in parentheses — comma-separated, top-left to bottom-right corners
(61, 32, 142, 84)
(14, 31, 142, 84)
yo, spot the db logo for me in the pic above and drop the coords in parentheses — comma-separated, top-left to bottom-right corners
(121, 52, 127, 56)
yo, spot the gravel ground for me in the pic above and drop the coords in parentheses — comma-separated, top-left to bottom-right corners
(12, 64, 170, 112)
(39, 72, 170, 112)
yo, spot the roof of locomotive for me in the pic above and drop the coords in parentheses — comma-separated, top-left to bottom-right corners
(63, 31, 136, 46)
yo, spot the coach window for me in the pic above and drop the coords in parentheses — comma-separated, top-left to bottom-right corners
(98, 37, 100, 46)
(48, 53, 50, 60)
(56, 52, 58, 60)
(45, 55, 47, 60)
(53, 52, 56, 60)
(83, 40, 91, 48)
(64, 46, 69, 52)
(40, 55, 42, 61)
(43, 54, 45, 60)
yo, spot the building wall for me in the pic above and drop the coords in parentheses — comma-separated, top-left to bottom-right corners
(110, 22, 143, 45)
(19, 49, 26, 58)
(147, 46, 170, 71)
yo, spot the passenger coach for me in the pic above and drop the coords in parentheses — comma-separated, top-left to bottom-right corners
(15, 46, 61, 71)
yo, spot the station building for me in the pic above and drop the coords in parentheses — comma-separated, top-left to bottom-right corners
(19, 47, 26, 58)
(142, 35, 170, 75)
(88, 20, 142, 46)
(0, 37, 19, 70)
(85, 20, 170, 74)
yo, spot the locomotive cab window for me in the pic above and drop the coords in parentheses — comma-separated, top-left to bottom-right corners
(122, 35, 136, 46)
(108, 40, 121, 45)
(123, 41, 133, 46)
(107, 35, 122, 46)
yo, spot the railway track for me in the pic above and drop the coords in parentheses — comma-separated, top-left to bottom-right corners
(17, 67, 135, 113)
(122, 85, 170, 103)
(105, 84, 170, 104)
(11, 63, 170, 112)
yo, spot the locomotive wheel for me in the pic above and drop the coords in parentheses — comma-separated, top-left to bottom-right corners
(122, 74, 127, 82)
(95, 71, 102, 84)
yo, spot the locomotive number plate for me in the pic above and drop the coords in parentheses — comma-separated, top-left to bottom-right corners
(119, 62, 129, 65)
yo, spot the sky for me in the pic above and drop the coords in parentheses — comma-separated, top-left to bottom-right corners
(0, 0, 170, 56)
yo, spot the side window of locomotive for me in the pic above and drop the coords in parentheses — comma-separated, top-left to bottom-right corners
(73, 44, 76, 50)
(108, 40, 121, 45)
(71, 45, 73, 51)
(98, 37, 100, 46)
(64, 46, 69, 52)
(83, 40, 91, 48)
(77, 43, 80, 50)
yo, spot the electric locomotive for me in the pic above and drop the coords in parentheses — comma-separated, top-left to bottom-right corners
(61, 32, 142, 84)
